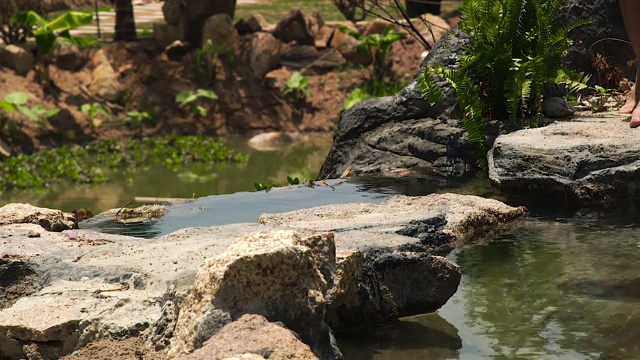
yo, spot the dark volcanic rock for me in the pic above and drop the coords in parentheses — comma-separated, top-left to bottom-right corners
(318, 28, 471, 179)
(561, 0, 632, 87)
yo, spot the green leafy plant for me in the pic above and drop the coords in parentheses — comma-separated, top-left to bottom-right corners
(0, 92, 58, 138)
(283, 71, 312, 103)
(176, 89, 218, 117)
(191, 39, 234, 79)
(418, 0, 591, 168)
(11, 10, 95, 91)
(338, 25, 402, 81)
(590, 85, 608, 113)
(80, 103, 110, 128)
(254, 182, 279, 191)
(126, 110, 154, 125)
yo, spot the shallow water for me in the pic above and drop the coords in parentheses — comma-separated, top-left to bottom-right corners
(5, 135, 640, 358)
(338, 212, 640, 359)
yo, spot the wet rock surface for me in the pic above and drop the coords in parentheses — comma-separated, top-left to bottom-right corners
(0, 194, 525, 359)
(0, 203, 77, 231)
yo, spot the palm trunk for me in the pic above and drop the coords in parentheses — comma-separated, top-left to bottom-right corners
(113, 0, 136, 41)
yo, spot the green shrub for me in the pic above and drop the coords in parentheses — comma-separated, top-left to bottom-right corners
(419, 0, 590, 168)
(283, 72, 312, 103)
(0, 92, 58, 139)
(176, 89, 218, 117)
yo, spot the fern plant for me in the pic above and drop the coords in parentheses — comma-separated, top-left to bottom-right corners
(419, 0, 590, 168)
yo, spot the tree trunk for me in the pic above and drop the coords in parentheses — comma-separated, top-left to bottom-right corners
(113, 0, 136, 41)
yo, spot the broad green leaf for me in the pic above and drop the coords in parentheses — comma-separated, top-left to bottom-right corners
(34, 31, 58, 55)
(17, 105, 40, 122)
(10, 11, 46, 28)
(0, 101, 16, 112)
(176, 90, 198, 106)
(196, 89, 218, 100)
(45, 11, 94, 32)
(195, 105, 207, 117)
(5, 92, 29, 106)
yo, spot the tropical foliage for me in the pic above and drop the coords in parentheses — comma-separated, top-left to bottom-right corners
(418, 0, 590, 167)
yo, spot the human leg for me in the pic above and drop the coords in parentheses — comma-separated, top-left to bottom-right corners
(619, 0, 640, 126)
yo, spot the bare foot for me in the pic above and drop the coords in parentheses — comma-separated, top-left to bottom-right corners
(630, 103, 640, 128)
(620, 86, 636, 114)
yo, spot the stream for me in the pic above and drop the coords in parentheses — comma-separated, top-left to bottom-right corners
(3, 135, 640, 359)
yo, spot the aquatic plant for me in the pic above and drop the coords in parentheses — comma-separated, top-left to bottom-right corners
(0, 135, 247, 191)
(418, 0, 590, 168)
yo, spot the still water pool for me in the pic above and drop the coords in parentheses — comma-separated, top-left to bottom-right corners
(4, 135, 640, 359)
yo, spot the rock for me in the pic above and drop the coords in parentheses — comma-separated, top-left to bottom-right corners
(0, 203, 76, 231)
(273, 8, 315, 46)
(53, 43, 87, 71)
(175, 314, 319, 360)
(259, 193, 526, 328)
(47, 109, 80, 132)
(234, 18, 252, 35)
(165, 40, 191, 61)
(363, 18, 393, 36)
(0, 45, 35, 76)
(487, 114, 640, 205)
(247, 131, 301, 151)
(0, 138, 11, 157)
(280, 45, 346, 72)
(250, 32, 281, 79)
(88, 49, 124, 102)
(0, 193, 524, 359)
(264, 68, 293, 92)
(560, 0, 632, 85)
(327, 252, 460, 330)
(329, 24, 372, 66)
(318, 28, 468, 179)
(167, 0, 237, 44)
(542, 96, 575, 118)
(314, 24, 335, 49)
(306, 11, 325, 40)
(415, 13, 450, 47)
(168, 230, 341, 359)
(162, 0, 183, 25)
(153, 23, 184, 48)
(247, 13, 269, 33)
(201, 13, 239, 53)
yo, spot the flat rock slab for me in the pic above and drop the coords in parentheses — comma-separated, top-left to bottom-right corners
(488, 113, 640, 205)
(0, 194, 525, 359)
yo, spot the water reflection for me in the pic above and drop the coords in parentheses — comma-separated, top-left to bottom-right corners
(337, 313, 462, 360)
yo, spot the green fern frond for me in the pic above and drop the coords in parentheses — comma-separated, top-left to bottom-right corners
(418, 69, 445, 106)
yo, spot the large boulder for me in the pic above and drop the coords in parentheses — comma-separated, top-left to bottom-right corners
(318, 28, 468, 179)
(249, 32, 281, 79)
(53, 43, 87, 71)
(560, 0, 632, 86)
(167, 230, 341, 359)
(488, 113, 640, 206)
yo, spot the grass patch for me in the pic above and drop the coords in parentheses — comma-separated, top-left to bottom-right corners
(0, 136, 246, 190)
(235, 0, 347, 23)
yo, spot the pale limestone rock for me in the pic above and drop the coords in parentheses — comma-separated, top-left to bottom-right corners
(168, 230, 336, 357)
(0, 203, 76, 232)
(175, 314, 319, 360)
